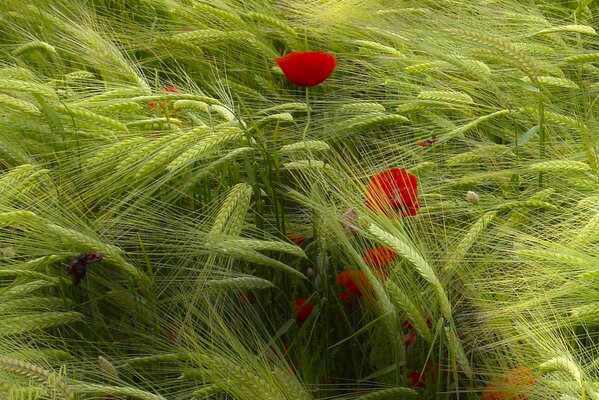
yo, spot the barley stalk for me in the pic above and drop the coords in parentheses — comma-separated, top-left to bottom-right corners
(540, 357, 583, 385)
(0, 269, 58, 283)
(404, 61, 450, 73)
(87, 137, 149, 169)
(133, 129, 206, 179)
(570, 303, 599, 323)
(417, 90, 473, 104)
(154, 36, 205, 55)
(495, 200, 557, 211)
(395, 101, 456, 113)
(167, 127, 245, 172)
(0, 312, 83, 335)
(445, 327, 473, 378)
(340, 102, 386, 113)
(445, 211, 496, 273)
(64, 70, 95, 82)
(181, 147, 254, 191)
(0, 297, 70, 314)
(529, 160, 591, 173)
(355, 40, 405, 58)
(447, 29, 539, 81)
(446, 145, 512, 166)
(116, 135, 176, 171)
(0, 210, 39, 227)
(1, 281, 56, 298)
(408, 161, 435, 174)
(200, 354, 284, 400)
(247, 12, 297, 38)
(209, 183, 253, 235)
(258, 102, 308, 115)
(514, 249, 594, 267)
(537, 24, 596, 35)
(131, 94, 222, 106)
(369, 223, 452, 321)
(386, 280, 432, 341)
(13, 40, 56, 56)
(0, 67, 35, 81)
(217, 238, 306, 258)
(521, 76, 579, 89)
(44, 224, 151, 287)
(173, 99, 211, 112)
(565, 53, 599, 63)
(442, 110, 510, 141)
(0, 79, 56, 98)
(282, 160, 332, 171)
(191, 4, 246, 27)
(345, 113, 409, 131)
(0, 93, 40, 115)
(207, 243, 306, 280)
(254, 113, 294, 127)
(280, 141, 330, 154)
(205, 276, 274, 291)
(52, 104, 127, 132)
(0, 358, 73, 400)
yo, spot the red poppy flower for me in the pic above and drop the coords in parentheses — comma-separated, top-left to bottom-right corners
(236, 290, 256, 306)
(483, 368, 536, 400)
(336, 270, 368, 295)
(403, 332, 417, 346)
(275, 51, 336, 87)
(339, 290, 353, 306)
(293, 298, 314, 322)
(408, 371, 427, 388)
(336, 270, 387, 298)
(162, 86, 179, 93)
(365, 168, 419, 217)
(285, 230, 305, 246)
(363, 246, 397, 267)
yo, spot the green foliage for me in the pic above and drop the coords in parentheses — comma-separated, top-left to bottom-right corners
(0, 0, 598, 399)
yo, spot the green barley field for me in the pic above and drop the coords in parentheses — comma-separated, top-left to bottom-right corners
(0, 0, 598, 399)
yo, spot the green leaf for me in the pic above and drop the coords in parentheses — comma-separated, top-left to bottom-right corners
(514, 125, 540, 147)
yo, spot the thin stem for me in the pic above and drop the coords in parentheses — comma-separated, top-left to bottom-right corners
(303, 87, 311, 142)
(538, 93, 545, 187)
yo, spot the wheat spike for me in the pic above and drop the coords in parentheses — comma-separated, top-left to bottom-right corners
(280, 141, 330, 154)
(570, 303, 599, 324)
(247, 12, 297, 38)
(209, 183, 253, 235)
(445, 211, 496, 273)
(417, 90, 473, 104)
(369, 223, 452, 321)
(0, 358, 73, 400)
(345, 113, 409, 130)
(0, 79, 56, 98)
(13, 40, 56, 56)
(386, 280, 432, 341)
(443, 110, 510, 142)
(205, 276, 274, 291)
(167, 127, 245, 172)
(537, 24, 596, 35)
(340, 102, 386, 113)
(540, 357, 583, 385)
(52, 104, 127, 132)
(445, 327, 473, 378)
(446, 145, 513, 166)
(0, 312, 83, 335)
(529, 160, 591, 173)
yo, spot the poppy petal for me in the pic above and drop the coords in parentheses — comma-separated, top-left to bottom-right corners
(276, 51, 336, 87)
(365, 168, 419, 217)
